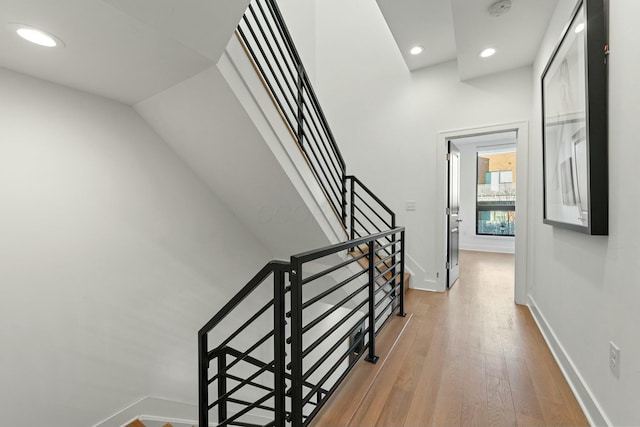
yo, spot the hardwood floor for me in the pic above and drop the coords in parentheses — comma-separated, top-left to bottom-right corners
(312, 250, 589, 427)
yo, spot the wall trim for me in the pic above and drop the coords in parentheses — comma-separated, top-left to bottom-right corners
(459, 244, 515, 254)
(92, 396, 199, 427)
(94, 395, 272, 427)
(528, 295, 611, 427)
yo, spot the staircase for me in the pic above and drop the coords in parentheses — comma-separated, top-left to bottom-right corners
(198, 1, 409, 426)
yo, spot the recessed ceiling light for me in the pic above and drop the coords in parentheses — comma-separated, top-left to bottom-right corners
(11, 24, 64, 48)
(575, 23, 585, 33)
(480, 48, 496, 58)
(410, 46, 424, 55)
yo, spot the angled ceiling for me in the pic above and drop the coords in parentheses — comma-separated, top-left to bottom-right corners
(376, 0, 558, 80)
(0, 0, 249, 104)
(0, 0, 558, 104)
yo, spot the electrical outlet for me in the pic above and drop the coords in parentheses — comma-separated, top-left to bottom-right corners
(609, 341, 620, 378)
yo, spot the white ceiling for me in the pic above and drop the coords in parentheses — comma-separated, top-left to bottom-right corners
(0, 0, 558, 105)
(0, 0, 249, 104)
(376, 0, 559, 80)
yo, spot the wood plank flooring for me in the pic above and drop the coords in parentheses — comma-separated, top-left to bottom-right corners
(312, 251, 589, 427)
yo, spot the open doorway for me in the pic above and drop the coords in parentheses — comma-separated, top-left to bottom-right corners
(437, 122, 529, 304)
(447, 131, 517, 288)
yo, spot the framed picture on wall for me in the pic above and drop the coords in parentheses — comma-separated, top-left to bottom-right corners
(541, 0, 608, 235)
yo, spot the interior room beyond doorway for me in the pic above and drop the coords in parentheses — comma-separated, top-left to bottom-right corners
(452, 131, 517, 254)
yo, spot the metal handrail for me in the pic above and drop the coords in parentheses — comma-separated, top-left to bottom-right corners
(199, 1, 407, 426)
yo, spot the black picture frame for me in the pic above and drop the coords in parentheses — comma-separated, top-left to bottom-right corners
(541, 0, 608, 235)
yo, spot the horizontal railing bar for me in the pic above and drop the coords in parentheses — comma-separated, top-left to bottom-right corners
(348, 175, 394, 216)
(300, 298, 368, 360)
(301, 331, 365, 407)
(218, 331, 275, 374)
(219, 391, 275, 427)
(246, 5, 300, 110)
(300, 80, 345, 172)
(254, 0, 298, 85)
(301, 283, 368, 335)
(214, 299, 274, 351)
(237, 24, 299, 129)
(294, 298, 369, 368)
(300, 345, 364, 427)
(375, 284, 400, 310)
(352, 217, 378, 240)
(353, 195, 392, 229)
(228, 422, 265, 427)
(300, 98, 343, 176)
(301, 136, 343, 203)
(375, 303, 400, 337)
(301, 114, 343, 183)
(301, 252, 368, 285)
(374, 272, 401, 297)
(353, 204, 387, 235)
(227, 397, 275, 413)
(291, 227, 404, 264)
(199, 261, 288, 335)
(226, 374, 274, 393)
(264, 0, 302, 68)
(208, 330, 273, 363)
(302, 269, 368, 309)
(303, 320, 369, 382)
(374, 250, 401, 268)
(351, 215, 393, 249)
(300, 72, 346, 170)
(209, 361, 274, 410)
(375, 239, 398, 252)
(375, 297, 399, 324)
(302, 139, 343, 197)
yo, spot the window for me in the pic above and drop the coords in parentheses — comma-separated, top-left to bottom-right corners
(476, 148, 516, 236)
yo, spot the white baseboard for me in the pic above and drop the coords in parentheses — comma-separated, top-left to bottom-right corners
(92, 396, 200, 427)
(94, 395, 272, 427)
(459, 244, 514, 254)
(528, 296, 611, 427)
(410, 279, 439, 293)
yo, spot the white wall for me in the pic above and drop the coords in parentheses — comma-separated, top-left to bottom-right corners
(314, 0, 532, 290)
(0, 67, 272, 427)
(456, 138, 516, 254)
(527, 0, 640, 425)
(277, 0, 317, 83)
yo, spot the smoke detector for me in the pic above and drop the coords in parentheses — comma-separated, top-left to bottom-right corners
(488, 0, 512, 17)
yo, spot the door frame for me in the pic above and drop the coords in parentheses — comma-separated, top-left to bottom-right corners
(435, 121, 529, 304)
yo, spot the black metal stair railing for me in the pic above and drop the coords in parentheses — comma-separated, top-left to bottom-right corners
(198, 1, 409, 426)
(237, 0, 347, 227)
(199, 229, 406, 427)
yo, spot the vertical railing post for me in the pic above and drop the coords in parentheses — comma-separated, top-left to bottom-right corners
(399, 230, 406, 317)
(290, 257, 304, 427)
(391, 214, 397, 309)
(342, 174, 347, 230)
(349, 178, 355, 243)
(273, 267, 287, 427)
(296, 64, 304, 149)
(198, 332, 208, 427)
(217, 349, 228, 424)
(365, 241, 379, 364)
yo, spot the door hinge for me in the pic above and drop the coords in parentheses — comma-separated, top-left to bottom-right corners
(446, 262, 450, 269)
(446, 153, 451, 161)
(446, 208, 451, 215)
